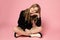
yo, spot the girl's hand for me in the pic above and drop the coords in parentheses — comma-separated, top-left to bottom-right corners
(30, 13, 39, 18)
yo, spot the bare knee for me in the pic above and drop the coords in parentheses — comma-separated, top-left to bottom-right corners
(13, 26, 19, 33)
(36, 26, 42, 32)
(13, 26, 26, 35)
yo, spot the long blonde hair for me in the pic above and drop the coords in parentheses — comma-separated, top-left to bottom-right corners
(23, 4, 41, 23)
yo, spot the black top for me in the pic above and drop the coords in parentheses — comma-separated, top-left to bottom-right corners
(17, 10, 41, 31)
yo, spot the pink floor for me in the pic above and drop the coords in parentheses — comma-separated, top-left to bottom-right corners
(0, 0, 60, 40)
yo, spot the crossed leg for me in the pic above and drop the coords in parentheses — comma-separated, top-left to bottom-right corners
(13, 26, 42, 38)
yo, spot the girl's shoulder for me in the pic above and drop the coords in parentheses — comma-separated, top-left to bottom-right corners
(20, 10, 25, 14)
(19, 10, 25, 17)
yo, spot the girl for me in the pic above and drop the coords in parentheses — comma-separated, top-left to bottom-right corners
(14, 4, 42, 38)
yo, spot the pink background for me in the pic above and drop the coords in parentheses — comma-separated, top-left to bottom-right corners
(0, 0, 60, 40)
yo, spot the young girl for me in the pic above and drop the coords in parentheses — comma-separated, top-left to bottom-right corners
(14, 4, 42, 38)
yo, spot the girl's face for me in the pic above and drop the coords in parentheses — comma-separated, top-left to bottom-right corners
(30, 7, 38, 14)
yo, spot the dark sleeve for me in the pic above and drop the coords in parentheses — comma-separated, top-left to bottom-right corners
(35, 18, 41, 27)
(18, 10, 25, 27)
